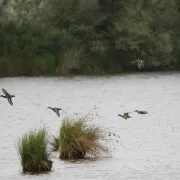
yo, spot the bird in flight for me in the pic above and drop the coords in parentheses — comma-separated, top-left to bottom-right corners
(118, 112, 131, 120)
(131, 60, 145, 70)
(47, 107, 62, 117)
(134, 110, 148, 114)
(0, 88, 15, 105)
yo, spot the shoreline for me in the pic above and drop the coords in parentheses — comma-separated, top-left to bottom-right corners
(0, 70, 179, 79)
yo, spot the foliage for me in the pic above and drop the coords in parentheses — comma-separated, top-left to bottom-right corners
(49, 135, 61, 152)
(52, 116, 109, 159)
(0, 0, 180, 76)
(17, 128, 52, 173)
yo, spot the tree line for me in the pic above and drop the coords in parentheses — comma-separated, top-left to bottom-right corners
(0, 0, 179, 76)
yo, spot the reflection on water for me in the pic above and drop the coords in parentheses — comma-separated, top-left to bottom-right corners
(1, 72, 180, 180)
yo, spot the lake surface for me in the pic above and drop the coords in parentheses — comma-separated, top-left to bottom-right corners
(1, 72, 180, 180)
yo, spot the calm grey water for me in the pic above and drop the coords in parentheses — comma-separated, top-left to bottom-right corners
(1, 72, 180, 180)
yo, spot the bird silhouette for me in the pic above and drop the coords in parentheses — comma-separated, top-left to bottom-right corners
(134, 110, 148, 114)
(118, 112, 131, 120)
(47, 107, 62, 117)
(0, 88, 15, 105)
(131, 60, 145, 70)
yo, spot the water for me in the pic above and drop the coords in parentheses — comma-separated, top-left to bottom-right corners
(1, 72, 180, 180)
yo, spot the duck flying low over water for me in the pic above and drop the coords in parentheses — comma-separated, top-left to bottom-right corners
(134, 110, 148, 114)
(0, 88, 15, 105)
(47, 107, 62, 117)
(118, 113, 131, 120)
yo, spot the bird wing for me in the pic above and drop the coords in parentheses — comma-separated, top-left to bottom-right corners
(8, 98, 13, 105)
(2, 88, 9, 96)
(119, 115, 125, 119)
(55, 110, 60, 117)
(142, 111, 147, 114)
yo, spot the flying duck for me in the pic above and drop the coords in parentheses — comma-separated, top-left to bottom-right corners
(48, 107, 62, 117)
(134, 110, 148, 114)
(131, 60, 145, 70)
(0, 88, 15, 105)
(118, 113, 131, 120)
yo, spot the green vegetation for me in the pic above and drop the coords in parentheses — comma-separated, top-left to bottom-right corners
(49, 135, 61, 152)
(1, 0, 180, 76)
(17, 128, 52, 173)
(50, 116, 109, 159)
(16, 114, 111, 172)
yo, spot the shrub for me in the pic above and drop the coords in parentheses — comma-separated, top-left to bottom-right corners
(17, 128, 52, 173)
(50, 115, 109, 159)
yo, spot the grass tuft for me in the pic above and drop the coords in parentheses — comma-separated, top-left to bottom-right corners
(49, 135, 61, 152)
(17, 128, 52, 173)
(51, 115, 109, 160)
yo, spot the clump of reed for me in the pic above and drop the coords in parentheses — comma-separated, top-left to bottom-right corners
(50, 115, 109, 160)
(17, 128, 52, 173)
